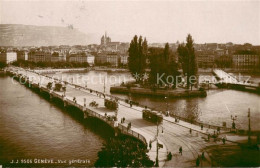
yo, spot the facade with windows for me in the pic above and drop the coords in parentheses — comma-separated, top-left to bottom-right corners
(0, 52, 17, 64)
(28, 51, 51, 62)
(232, 54, 260, 71)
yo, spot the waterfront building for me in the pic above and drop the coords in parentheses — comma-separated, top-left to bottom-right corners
(28, 51, 52, 62)
(0, 51, 17, 64)
(95, 54, 107, 65)
(196, 50, 215, 68)
(17, 50, 28, 61)
(95, 52, 120, 67)
(51, 52, 66, 62)
(68, 52, 95, 65)
(120, 55, 128, 65)
(86, 53, 95, 66)
(232, 54, 260, 72)
(107, 53, 119, 67)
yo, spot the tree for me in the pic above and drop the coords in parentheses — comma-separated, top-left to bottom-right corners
(0, 61, 7, 69)
(128, 35, 147, 82)
(177, 34, 198, 90)
(94, 136, 154, 167)
(149, 44, 180, 87)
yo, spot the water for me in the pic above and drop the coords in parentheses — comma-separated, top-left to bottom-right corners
(52, 70, 260, 131)
(0, 75, 104, 166)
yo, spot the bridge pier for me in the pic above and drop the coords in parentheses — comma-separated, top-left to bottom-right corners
(49, 91, 53, 101)
(114, 127, 119, 137)
(63, 98, 68, 107)
(83, 106, 89, 119)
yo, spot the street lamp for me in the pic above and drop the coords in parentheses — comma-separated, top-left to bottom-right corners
(103, 76, 106, 93)
(248, 108, 251, 144)
(164, 96, 170, 117)
(155, 121, 164, 167)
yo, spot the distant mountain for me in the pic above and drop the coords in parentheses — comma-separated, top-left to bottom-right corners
(0, 24, 90, 46)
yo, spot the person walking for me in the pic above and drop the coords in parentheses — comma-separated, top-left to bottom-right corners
(196, 156, 200, 167)
(149, 140, 152, 150)
(217, 127, 220, 134)
(222, 137, 226, 144)
(190, 128, 192, 134)
(201, 152, 205, 160)
(179, 146, 182, 155)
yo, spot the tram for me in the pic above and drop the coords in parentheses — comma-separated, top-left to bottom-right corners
(142, 109, 163, 124)
(104, 98, 118, 110)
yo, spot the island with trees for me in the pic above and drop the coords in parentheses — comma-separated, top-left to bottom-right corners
(110, 34, 207, 98)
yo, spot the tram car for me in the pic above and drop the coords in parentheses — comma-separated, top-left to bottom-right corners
(104, 99, 118, 110)
(142, 109, 163, 124)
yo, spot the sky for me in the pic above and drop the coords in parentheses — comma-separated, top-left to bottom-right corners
(0, 0, 260, 45)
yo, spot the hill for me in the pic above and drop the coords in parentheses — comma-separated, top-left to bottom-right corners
(0, 24, 89, 46)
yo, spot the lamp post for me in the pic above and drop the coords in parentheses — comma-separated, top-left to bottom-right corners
(165, 96, 168, 113)
(155, 121, 159, 167)
(155, 121, 163, 167)
(103, 76, 106, 93)
(248, 108, 251, 144)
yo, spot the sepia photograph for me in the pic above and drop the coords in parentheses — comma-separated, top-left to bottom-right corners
(0, 0, 259, 167)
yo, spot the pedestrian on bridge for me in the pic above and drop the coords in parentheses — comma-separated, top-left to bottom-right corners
(196, 156, 200, 167)
(217, 127, 220, 134)
(222, 137, 226, 144)
(190, 128, 192, 134)
(179, 146, 182, 155)
(149, 140, 152, 150)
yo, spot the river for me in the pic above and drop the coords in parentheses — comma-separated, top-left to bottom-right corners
(0, 74, 104, 166)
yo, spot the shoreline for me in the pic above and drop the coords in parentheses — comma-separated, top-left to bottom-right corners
(110, 86, 207, 98)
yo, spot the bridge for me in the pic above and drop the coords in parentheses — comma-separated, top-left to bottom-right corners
(213, 69, 260, 93)
(6, 67, 238, 167)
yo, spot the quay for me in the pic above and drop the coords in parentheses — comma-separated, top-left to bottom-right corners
(5, 67, 252, 167)
(110, 86, 207, 98)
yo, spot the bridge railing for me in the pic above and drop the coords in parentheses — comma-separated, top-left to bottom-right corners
(169, 113, 232, 132)
(118, 124, 147, 146)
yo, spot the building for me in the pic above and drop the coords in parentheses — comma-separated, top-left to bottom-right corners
(101, 32, 111, 46)
(17, 51, 28, 61)
(86, 53, 95, 66)
(120, 55, 129, 65)
(95, 53, 120, 67)
(68, 52, 95, 65)
(232, 54, 260, 71)
(95, 54, 107, 65)
(68, 54, 88, 63)
(196, 50, 215, 68)
(0, 52, 17, 64)
(28, 51, 51, 62)
(107, 54, 119, 67)
(51, 51, 66, 62)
